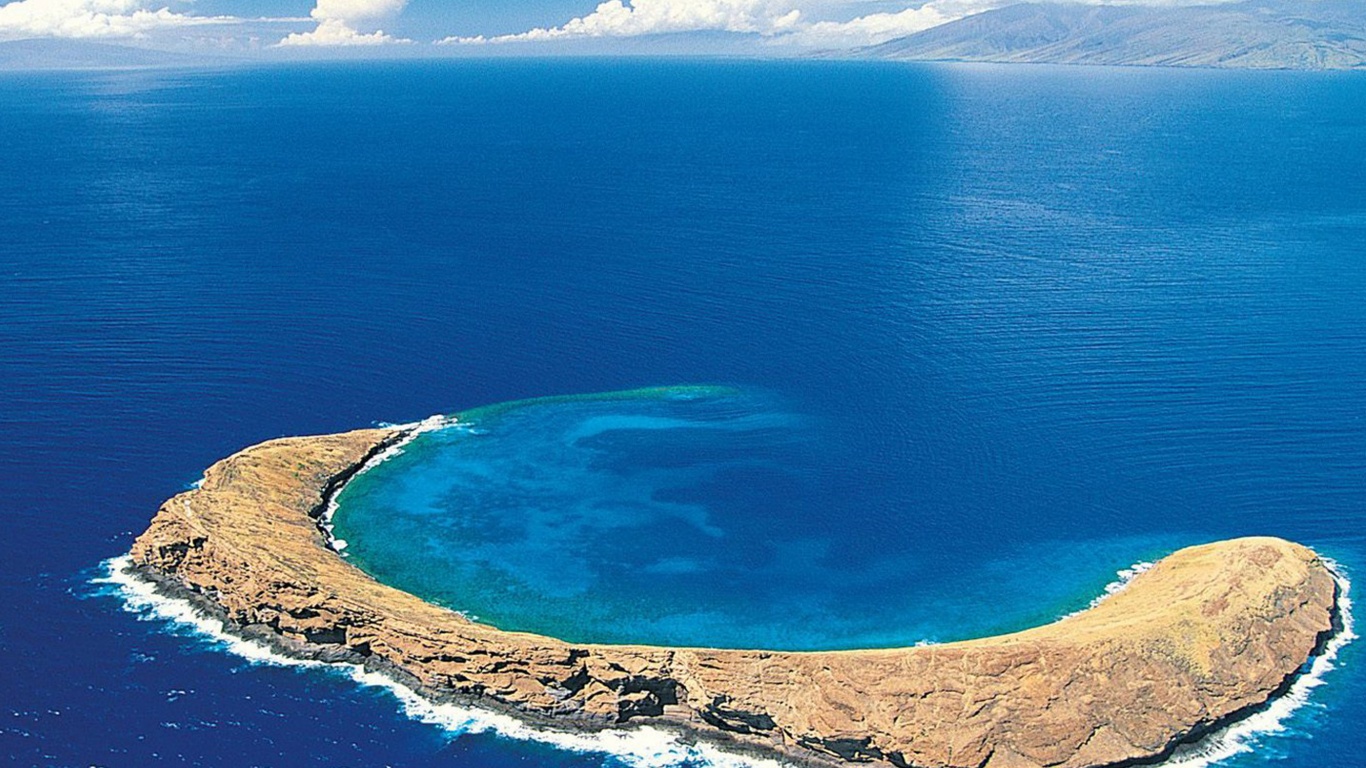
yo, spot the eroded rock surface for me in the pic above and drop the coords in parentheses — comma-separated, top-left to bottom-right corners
(130, 427, 1339, 768)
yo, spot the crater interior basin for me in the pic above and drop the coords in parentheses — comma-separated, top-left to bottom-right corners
(330, 385, 1179, 650)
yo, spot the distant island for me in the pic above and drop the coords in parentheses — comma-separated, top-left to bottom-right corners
(0, 39, 230, 71)
(126, 424, 1343, 768)
(862, 0, 1366, 70)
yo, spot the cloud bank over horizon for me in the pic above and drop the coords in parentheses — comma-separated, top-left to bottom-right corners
(440, 0, 979, 47)
(440, 0, 1312, 48)
(0, 0, 411, 46)
(0, 0, 236, 40)
(445, 0, 804, 44)
(279, 0, 412, 46)
(0, 0, 1328, 51)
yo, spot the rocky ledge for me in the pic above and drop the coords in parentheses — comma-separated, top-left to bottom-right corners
(129, 427, 1341, 768)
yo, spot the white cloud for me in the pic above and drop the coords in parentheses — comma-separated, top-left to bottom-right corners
(278, 17, 409, 46)
(786, 0, 1263, 47)
(442, 0, 804, 45)
(0, 0, 233, 39)
(443, 0, 1258, 50)
(791, 0, 1004, 46)
(441, 0, 1012, 48)
(795, 5, 954, 45)
(279, 0, 411, 46)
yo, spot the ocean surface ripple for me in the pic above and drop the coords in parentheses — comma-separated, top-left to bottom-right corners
(0, 60, 1361, 767)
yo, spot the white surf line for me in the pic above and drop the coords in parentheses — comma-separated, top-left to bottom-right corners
(93, 556, 791, 768)
(1154, 557, 1355, 768)
(1059, 560, 1156, 621)
(93, 552, 1354, 768)
(320, 414, 456, 554)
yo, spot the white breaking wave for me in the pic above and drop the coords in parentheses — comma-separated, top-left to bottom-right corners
(1093, 561, 1155, 605)
(94, 556, 328, 668)
(93, 553, 1354, 768)
(1059, 560, 1156, 620)
(1154, 558, 1355, 768)
(94, 556, 790, 768)
(318, 414, 456, 551)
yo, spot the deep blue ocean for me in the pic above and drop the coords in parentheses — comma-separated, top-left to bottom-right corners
(0, 59, 1362, 767)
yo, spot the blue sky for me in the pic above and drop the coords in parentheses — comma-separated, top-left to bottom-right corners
(0, 0, 1300, 53)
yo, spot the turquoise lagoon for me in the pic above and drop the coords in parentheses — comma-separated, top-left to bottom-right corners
(331, 386, 1187, 650)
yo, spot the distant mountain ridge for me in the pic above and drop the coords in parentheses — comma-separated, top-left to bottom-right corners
(0, 39, 231, 70)
(864, 0, 1366, 69)
(5, 3, 1365, 71)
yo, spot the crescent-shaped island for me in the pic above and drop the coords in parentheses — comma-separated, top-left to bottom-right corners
(127, 424, 1343, 768)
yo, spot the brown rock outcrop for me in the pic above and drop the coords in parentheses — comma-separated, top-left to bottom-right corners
(129, 426, 1340, 768)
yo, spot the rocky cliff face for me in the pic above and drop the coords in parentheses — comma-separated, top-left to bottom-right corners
(130, 428, 1340, 768)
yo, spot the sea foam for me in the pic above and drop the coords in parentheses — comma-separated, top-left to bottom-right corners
(1058, 560, 1155, 621)
(93, 555, 789, 768)
(93, 554, 1354, 768)
(318, 414, 456, 552)
(1155, 558, 1355, 768)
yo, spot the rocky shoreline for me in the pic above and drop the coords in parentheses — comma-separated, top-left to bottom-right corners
(129, 426, 1342, 768)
